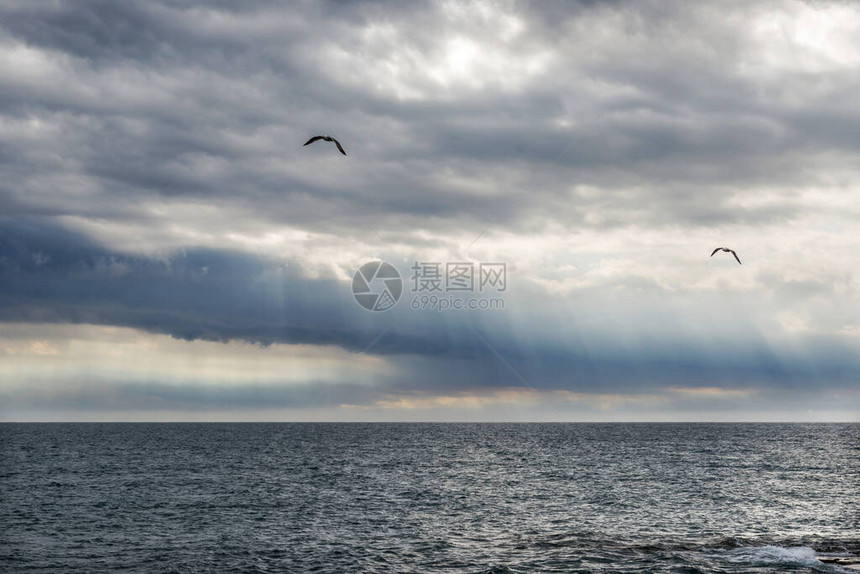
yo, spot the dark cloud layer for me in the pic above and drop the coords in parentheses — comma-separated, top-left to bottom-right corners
(2, 218, 858, 400)
(0, 217, 377, 349)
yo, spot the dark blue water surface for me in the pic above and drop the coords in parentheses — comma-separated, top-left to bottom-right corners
(1, 423, 858, 573)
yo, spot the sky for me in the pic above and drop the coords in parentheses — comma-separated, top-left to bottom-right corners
(0, 0, 858, 422)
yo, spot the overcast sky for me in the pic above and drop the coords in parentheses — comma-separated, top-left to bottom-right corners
(1, 0, 858, 421)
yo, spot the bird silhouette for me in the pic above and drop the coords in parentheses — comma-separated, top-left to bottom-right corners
(710, 247, 742, 265)
(303, 135, 346, 156)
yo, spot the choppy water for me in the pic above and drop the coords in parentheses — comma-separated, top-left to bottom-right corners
(1, 423, 858, 573)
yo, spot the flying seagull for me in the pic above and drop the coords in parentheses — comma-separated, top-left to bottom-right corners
(710, 247, 742, 265)
(303, 135, 346, 156)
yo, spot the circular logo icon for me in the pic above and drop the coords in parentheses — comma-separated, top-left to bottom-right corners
(352, 261, 402, 312)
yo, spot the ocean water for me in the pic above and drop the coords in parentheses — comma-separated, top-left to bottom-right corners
(1, 423, 858, 573)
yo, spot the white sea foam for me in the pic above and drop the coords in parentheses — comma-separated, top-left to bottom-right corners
(721, 546, 837, 571)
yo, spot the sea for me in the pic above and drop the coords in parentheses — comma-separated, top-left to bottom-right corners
(1, 423, 858, 573)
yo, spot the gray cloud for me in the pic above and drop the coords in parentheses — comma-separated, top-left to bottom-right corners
(2, 0, 858, 238)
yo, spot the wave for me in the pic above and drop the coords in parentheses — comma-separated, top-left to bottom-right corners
(718, 546, 848, 572)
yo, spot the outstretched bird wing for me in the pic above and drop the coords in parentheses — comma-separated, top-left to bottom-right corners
(710, 247, 721, 257)
(333, 138, 347, 156)
(303, 136, 324, 146)
(730, 250, 742, 265)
